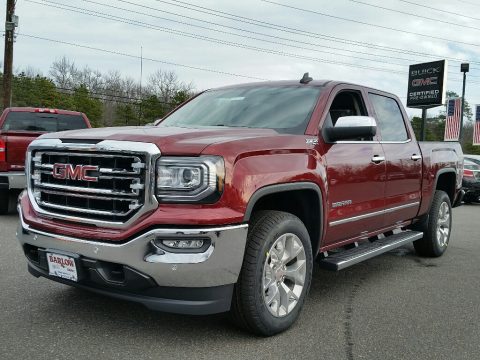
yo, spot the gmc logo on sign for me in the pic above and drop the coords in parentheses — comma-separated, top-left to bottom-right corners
(52, 164, 99, 182)
(411, 77, 438, 87)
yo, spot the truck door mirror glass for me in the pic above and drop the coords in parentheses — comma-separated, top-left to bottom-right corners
(326, 116, 377, 142)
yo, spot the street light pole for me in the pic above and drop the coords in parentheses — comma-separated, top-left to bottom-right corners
(459, 63, 469, 142)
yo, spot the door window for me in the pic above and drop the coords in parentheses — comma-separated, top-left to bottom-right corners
(324, 90, 372, 141)
(369, 94, 408, 142)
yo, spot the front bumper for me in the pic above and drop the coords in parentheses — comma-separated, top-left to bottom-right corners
(17, 208, 249, 314)
(0, 172, 25, 190)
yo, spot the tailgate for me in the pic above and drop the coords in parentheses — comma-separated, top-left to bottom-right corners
(2, 131, 43, 170)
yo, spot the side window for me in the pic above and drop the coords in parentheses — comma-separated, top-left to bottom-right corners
(324, 90, 372, 141)
(328, 91, 367, 125)
(369, 93, 408, 142)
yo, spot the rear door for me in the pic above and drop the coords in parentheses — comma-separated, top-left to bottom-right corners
(322, 86, 387, 246)
(368, 92, 422, 227)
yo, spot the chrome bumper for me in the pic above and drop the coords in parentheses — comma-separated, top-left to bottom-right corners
(1, 172, 26, 189)
(17, 209, 248, 288)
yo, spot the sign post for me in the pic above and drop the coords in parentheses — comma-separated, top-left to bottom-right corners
(407, 60, 448, 140)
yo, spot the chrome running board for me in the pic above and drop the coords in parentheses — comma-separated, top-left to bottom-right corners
(318, 231, 423, 271)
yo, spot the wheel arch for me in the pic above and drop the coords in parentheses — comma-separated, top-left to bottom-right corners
(243, 182, 324, 256)
(433, 168, 457, 204)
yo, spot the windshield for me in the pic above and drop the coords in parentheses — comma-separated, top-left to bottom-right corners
(2, 112, 88, 132)
(160, 86, 323, 134)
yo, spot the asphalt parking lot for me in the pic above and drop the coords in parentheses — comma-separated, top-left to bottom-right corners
(1, 203, 479, 360)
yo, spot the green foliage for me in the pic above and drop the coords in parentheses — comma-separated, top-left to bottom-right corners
(172, 90, 191, 107)
(114, 104, 137, 127)
(140, 95, 165, 124)
(11, 73, 73, 109)
(3, 59, 194, 127)
(411, 116, 445, 141)
(69, 85, 103, 127)
(445, 91, 473, 121)
(411, 90, 480, 153)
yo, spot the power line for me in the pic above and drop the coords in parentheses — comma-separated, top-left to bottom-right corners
(396, 0, 480, 22)
(17, 33, 268, 81)
(18, 4, 480, 86)
(86, 0, 415, 67)
(454, 0, 480, 8)
(348, 0, 480, 32)
(4, 77, 178, 106)
(262, 0, 480, 48)
(147, 0, 480, 66)
(28, 0, 480, 83)
(29, 1, 410, 75)
(36, 0, 479, 82)
(107, 0, 480, 75)
(76, 0, 406, 67)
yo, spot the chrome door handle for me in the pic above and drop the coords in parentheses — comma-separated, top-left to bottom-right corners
(411, 154, 422, 161)
(371, 155, 385, 164)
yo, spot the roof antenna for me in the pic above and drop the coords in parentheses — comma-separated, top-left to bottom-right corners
(300, 72, 313, 84)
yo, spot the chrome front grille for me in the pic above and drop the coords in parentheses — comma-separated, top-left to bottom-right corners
(31, 151, 146, 222)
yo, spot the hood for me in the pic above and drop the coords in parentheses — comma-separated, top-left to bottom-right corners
(40, 125, 279, 155)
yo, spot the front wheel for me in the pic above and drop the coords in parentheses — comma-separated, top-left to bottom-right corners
(230, 210, 313, 336)
(413, 190, 452, 257)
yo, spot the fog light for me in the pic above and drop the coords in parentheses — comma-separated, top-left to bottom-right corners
(152, 237, 209, 253)
(162, 239, 204, 249)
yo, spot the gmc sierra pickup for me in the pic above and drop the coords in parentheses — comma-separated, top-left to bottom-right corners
(0, 107, 91, 213)
(16, 78, 464, 336)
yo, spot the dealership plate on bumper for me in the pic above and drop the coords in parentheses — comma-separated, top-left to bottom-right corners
(46, 253, 78, 282)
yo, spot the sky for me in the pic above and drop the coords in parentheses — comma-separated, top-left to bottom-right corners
(5, 0, 480, 119)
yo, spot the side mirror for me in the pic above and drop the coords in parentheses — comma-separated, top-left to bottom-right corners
(327, 116, 377, 142)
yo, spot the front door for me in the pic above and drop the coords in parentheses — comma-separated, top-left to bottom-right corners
(321, 88, 387, 246)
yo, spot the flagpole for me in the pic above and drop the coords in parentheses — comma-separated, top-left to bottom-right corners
(459, 63, 469, 142)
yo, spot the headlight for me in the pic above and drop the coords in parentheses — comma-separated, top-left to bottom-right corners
(156, 156, 224, 203)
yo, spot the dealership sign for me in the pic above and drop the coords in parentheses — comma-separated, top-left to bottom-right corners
(407, 60, 447, 108)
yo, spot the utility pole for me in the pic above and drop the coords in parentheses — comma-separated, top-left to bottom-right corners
(139, 46, 143, 125)
(459, 63, 469, 142)
(3, 0, 17, 109)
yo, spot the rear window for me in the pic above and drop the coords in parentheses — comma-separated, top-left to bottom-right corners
(1, 112, 88, 132)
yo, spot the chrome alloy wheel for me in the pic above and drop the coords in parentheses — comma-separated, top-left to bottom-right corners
(436, 202, 450, 247)
(262, 233, 306, 317)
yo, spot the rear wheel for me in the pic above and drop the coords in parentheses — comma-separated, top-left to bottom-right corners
(0, 190, 9, 215)
(413, 190, 452, 257)
(230, 210, 313, 336)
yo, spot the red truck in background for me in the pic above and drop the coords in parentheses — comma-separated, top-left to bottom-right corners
(16, 79, 464, 336)
(0, 107, 91, 213)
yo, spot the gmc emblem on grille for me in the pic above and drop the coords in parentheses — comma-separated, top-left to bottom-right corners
(52, 164, 99, 182)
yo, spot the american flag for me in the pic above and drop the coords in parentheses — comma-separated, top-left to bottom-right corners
(474, 105, 480, 145)
(444, 98, 462, 141)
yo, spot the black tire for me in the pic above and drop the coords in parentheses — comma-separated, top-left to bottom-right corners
(463, 196, 473, 204)
(412, 190, 452, 257)
(0, 190, 9, 215)
(230, 210, 313, 336)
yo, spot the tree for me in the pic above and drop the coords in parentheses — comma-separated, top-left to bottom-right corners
(49, 56, 77, 90)
(411, 90, 477, 151)
(5, 57, 194, 126)
(70, 85, 103, 127)
(148, 70, 193, 104)
(140, 95, 165, 124)
(444, 91, 473, 121)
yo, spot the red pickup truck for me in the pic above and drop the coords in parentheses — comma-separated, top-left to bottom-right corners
(16, 79, 464, 336)
(0, 107, 91, 213)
